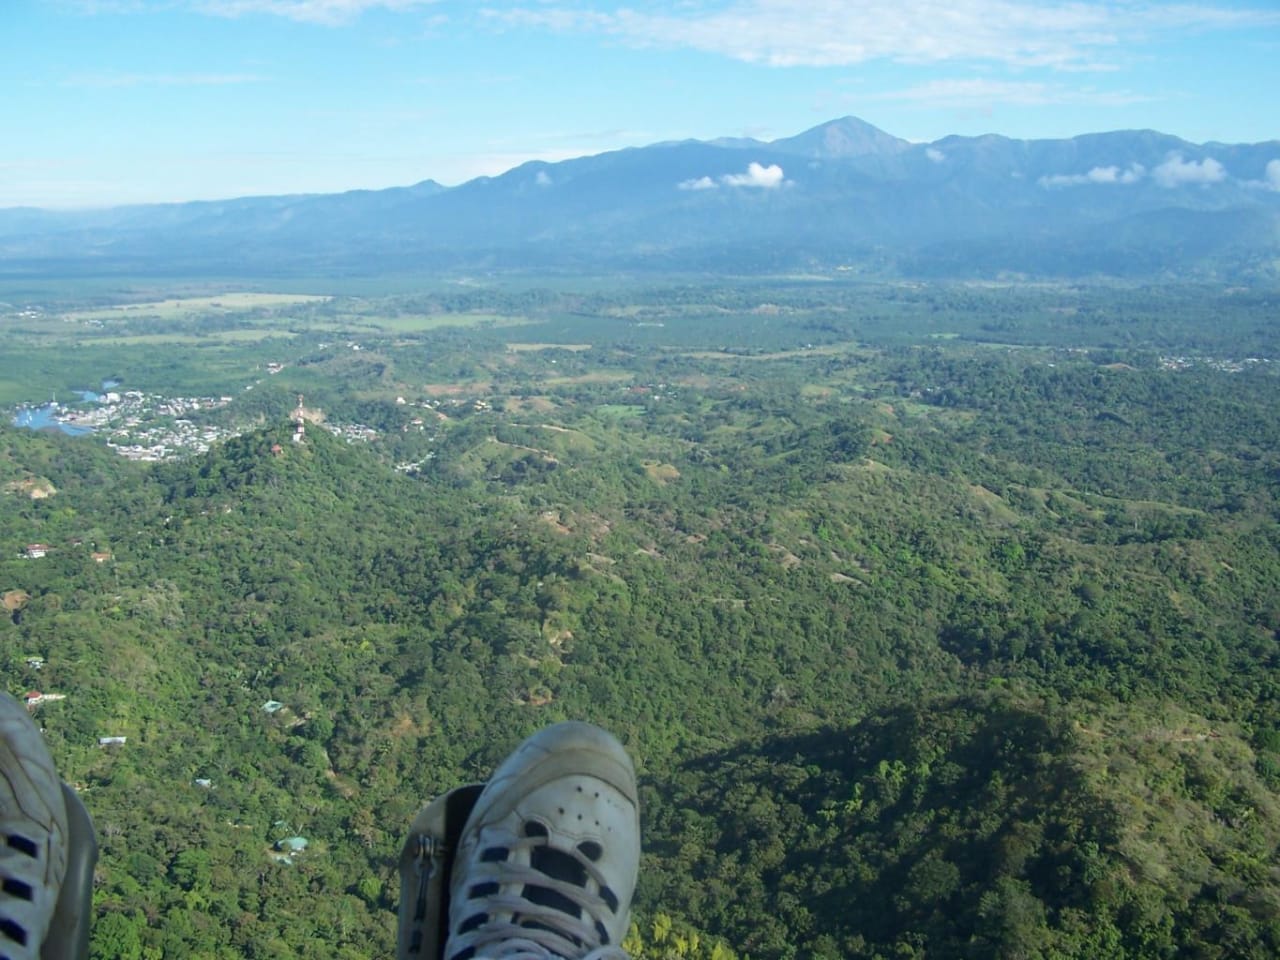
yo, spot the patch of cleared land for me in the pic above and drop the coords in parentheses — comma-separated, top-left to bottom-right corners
(680, 343, 863, 361)
(593, 404, 644, 418)
(91, 330, 299, 345)
(368, 313, 534, 332)
(642, 461, 681, 484)
(504, 397, 558, 413)
(64, 293, 328, 321)
(506, 343, 593, 352)
(543, 372, 631, 386)
(422, 382, 494, 396)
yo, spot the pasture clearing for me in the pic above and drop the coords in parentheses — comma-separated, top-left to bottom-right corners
(679, 342, 863, 362)
(367, 313, 534, 333)
(62, 292, 328, 321)
(542, 371, 631, 387)
(506, 343, 593, 352)
(89, 329, 299, 346)
(593, 404, 643, 418)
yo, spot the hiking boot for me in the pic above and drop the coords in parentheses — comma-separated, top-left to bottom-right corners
(445, 722, 639, 960)
(0, 693, 68, 960)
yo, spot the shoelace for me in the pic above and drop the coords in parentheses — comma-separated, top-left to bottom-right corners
(451, 833, 622, 960)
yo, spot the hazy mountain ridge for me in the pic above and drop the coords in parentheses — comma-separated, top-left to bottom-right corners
(3, 117, 1278, 279)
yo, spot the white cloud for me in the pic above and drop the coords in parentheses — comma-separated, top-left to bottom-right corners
(1039, 163, 1145, 187)
(723, 162, 786, 188)
(534, 170, 552, 187)
(1265, 159, 1280, 191)
(1152, 153, 1227, 188)
(677, 176, 718, 191)
(1235, 158, 1280, 192)
(679, 162, 788, 191)
(486, 1, 1279, 72)
(926, 147, 946, 163)
(194, 0, 439, 25)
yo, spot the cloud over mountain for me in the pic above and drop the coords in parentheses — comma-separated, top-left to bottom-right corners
(3, 115, 1277, 281)
(679, 162, 787, 191)
(1153, 153, 1227, 188)
(1040, 163, 1144, 187)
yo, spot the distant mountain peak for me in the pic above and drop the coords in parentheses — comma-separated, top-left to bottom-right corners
(770, 116, 911, 158)
(3, 116, 1277, 281)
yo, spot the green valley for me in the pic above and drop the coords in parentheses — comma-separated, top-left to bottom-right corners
(2, 277, 1279, 959)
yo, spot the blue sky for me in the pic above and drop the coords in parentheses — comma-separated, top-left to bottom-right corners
(2, 0, 1277, 208)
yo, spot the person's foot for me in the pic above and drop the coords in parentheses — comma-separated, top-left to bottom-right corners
(445, 722, 639, 960)
(0, 692, 68, 960)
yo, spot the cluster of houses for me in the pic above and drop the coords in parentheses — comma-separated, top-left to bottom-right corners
(1159, 355, 1273, 372)
(17, 656, 314, 866)
(20, 659, 121, 746)
(20, 542, 111, 562)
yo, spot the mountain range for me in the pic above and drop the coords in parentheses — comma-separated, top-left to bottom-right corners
(3, 116, 1279, 280)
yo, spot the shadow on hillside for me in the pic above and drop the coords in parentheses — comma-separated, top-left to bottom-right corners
(640, 692, 1123, 959)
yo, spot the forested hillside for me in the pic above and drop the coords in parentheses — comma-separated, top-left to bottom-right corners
(2, 280, 1279, 958)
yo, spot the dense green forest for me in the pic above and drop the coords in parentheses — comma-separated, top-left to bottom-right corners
(2, 278, 1279, 958)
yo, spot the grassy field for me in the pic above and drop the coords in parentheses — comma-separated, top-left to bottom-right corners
(506, 342, 593, 352)
(362, 312, 534, 333)
(90, 330, 300, 345)
(680, 342, 863, 361)
(593, 404, 644, 418)
(61, 293, 328, 322)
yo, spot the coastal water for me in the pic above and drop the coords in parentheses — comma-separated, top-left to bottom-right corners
(12, 404, 95, 436)
(11, 379, 118, 435)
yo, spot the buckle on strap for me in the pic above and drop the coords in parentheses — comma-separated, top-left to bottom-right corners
(416, 832, 446, 867)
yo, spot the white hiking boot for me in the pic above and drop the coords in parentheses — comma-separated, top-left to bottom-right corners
(1, 692, 68, 960)
(445, 722, 639, 960)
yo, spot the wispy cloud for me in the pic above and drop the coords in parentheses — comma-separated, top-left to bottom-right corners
(1040, 163, 1145, 187)
(678, 162, 788, 191)
(1239, 159, 1280, 192)
(193, 0, 440, 25)
(677, 176, 717, 191)
(484, 1, 1279, 71)
(1039, 153, 1237, 189)
(862, 78, 1153, 109)
(1152, 152, 1226, 187)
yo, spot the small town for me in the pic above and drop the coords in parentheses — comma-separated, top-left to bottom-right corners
(9, 389, 384, 462)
